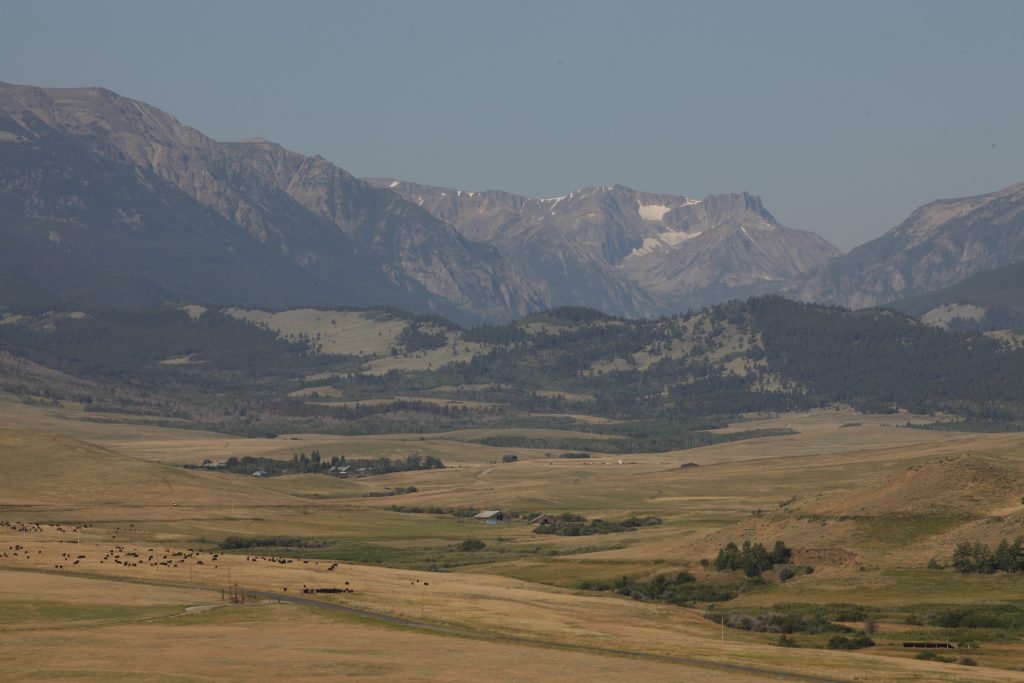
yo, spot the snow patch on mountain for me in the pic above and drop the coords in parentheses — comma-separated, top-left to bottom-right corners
(629, 230, 702, 257)
(637, 198, 701, 221)
(637, 203, 672, 221)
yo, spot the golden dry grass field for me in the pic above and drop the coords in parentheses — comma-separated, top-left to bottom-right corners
(3, 394, 1024, 680)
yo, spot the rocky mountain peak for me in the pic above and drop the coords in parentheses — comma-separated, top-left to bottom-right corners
(794, 181, 1024, 308)
(371, 177, 838, 316)
(0, 82, 545, 323)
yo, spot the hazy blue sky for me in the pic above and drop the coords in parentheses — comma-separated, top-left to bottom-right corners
(2, 0, 1021, 249)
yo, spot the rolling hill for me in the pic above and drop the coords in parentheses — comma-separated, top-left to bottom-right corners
(3, 297, 1024, 442)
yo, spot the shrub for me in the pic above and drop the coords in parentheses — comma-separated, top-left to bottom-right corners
(705, 609, 852, 635)
(826, 634, 874, 650)
(927, 604, 1024, 629)
(776, 634, 799, 648)
(458, 539, 486, 552)
(831, 605, 869, 622)
(532, 514, 661, 536)
(220, 536, 327, 549)
(916, 651, 954, 663)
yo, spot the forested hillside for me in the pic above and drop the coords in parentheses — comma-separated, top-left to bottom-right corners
(889, 260, 1024, 332)
(2, 297, 1023, 442)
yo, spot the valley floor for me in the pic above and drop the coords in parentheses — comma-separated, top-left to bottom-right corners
(2, 396, 1024, 681)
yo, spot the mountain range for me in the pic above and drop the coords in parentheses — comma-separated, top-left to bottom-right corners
(367, 179, 839, 317)
(0, 82, 542, 323)
(1, 81, 1023, 323)
(794, 180, 1024, 309)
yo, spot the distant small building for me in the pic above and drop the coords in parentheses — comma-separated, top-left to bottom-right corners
(330, 466, 350, 478)
(252, 470, 267, 478)
(530, 514, 556, 526)
(473, 510, 506, 524)
(501, 454, 519, 463)
(203, 459, 228, 470)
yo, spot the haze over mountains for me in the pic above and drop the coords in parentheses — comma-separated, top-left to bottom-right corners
(1, 81, 1023, 323)
(795, 181, 1024, 309)
(368, 179, 839, 316)
(0, 82, 543, 323)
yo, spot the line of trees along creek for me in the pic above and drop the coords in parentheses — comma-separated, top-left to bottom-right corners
(193, 451, 444, 477)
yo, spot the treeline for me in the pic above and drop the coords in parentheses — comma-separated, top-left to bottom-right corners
(705, 609, 858, 635)
(581, 572, 753, 605)
(704, 604, 875, 650)
(471, 427, 794, 455)
(195, 452, 444, 477)
(0, 306, 329, 374)
(952, 538, 1024, 573)
(532, 514, 661, 536)
(274, 399, 486, 421)
(395, 323, 448, 352)
(389, 505, 480, 517)
(221, 536, 328, 549)
(748, 296, 1024, 419)
(363, 486, 418, 498)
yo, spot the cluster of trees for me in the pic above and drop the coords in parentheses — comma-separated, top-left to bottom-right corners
(925, 603, 1024, 630)
(220, 536, 327, 550)
(951, 538, 1024, 573)
(362, 486, 418, 498)
(275, 399, 484, 422)
(473, 427, 793, 455)
(713, 540, 792, 577)
(395, 324, 448, 352)
(388, 505, 480, 517)
(532, 513, 661, 537)
(704, 609, 857, 635)
(198, 452, 443, 477)
(825, 634, 875, 650)
(582, 572, 741, 605)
